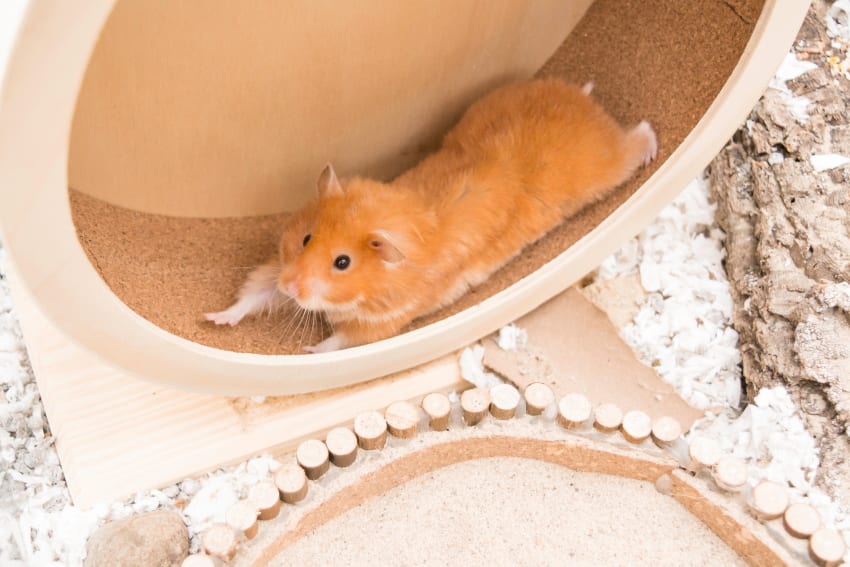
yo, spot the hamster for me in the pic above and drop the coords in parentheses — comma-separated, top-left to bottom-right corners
(204, 199, 318, 326)
(287, 78, 657, 352)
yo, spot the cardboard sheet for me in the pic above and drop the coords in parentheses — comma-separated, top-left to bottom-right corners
(483, 287, 703, 428)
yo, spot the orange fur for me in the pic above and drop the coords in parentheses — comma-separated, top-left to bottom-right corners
(280, 78, 657, 352)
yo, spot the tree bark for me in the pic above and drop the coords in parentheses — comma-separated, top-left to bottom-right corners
(710, 1, 850, 508)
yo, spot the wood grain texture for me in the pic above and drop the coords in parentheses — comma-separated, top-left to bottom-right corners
(8, 270, 463, 507)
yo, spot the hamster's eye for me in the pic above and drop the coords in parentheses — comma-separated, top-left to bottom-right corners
(302, 234, 311, 247)
(333, 255, 351, 271)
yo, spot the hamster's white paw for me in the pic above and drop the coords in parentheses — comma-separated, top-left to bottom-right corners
(204, 308, 244, 326)
(637, 120, 658, 166)
(303, 334, 346, 354)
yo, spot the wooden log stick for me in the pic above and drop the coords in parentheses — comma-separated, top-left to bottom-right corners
(621, 410, 651, 443)
(385, 401, 420, 439)
(181, 555, 217, 567)
(325, 426, 358, 467)
(421, 392, 451, 431)
(354, 410, 388, 450)
(523, 382, 554, 416)
(784, 503, 822, 539)
(226, 500, 259, 540)
(712, 455, 748, 492)
(489, 383, 520, 420)
(461, 388, 490, 426)
(593, 402, 623, 433)
(749, 480, 788, 521)
(558, 393, 591, 429)
(651, 416, 682, 448)
(688, 436, 722, 469)
(201, 524, 238, 561)
(809, 527, 846, 567)
(248, 480, 281, 521)
(273, 464, 308, 504)
(296, 439, 330, 480)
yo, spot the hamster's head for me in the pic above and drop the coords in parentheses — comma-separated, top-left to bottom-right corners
(279, 164, 433, 316)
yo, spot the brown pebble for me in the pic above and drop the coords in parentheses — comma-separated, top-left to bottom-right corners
(248, 480, 281, 521)
(385, 401, 420, 438)
(523, 382, 554, 416)
(809, 527, 846, 566)
(621, 410, 651, 443)
(712, 455, 748, 492)
(593, 402, 623, 433)
(201, 524, 238, 561)
(421, 392, 451, 430)
(325, 427, 358, 467)
(784, 503, 822, 539)
(86, 510, 188, 567)
(654, 473, 673, 496)
(354, 410, 388, 450)
(558, 393, 591, 429)
(273, 464, 308, 504)
(296, 439, 330, 480)
(461, 388, 491, 426)
(651, 416, 682, 447)
(750, 480, 788, 521)
(225, 500, 259, 539)
(489, 383, 520, 420)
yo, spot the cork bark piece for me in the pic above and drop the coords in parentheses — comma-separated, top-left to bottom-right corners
(325, 427, 358, 468)
(421, 392, 451, 431)
(181, 554, 216, 567)
(749, 481, 788, 521)
(226, 500, 260, 540)
(593, 402, 623, 433)
(354, 411, 388, 450)
(809, 527, 847, 566)
(650, 416, 682, 448)
(712, 456, 748, 492)
(384, 401, 420, 439)
(249, 481, 282, 521)
(523, 382, 554, 416)
(558, 393, 591, 429)
(621, 410, 651, 443)
(273, 464, 308, 504)
(201, 523, 238, 561)
(461, 388, 491, 426)
(784, 503, 822, 539)
(688, 437, 722, 469)
(296, 439, 330, 480)
(489, 383, 520, 420)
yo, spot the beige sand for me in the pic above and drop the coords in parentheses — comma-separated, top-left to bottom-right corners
(272, 457, 745, 566)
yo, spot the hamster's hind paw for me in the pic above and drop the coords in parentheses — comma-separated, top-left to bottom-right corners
(637, 120, 658, 166)
(204, 309, 244, 326)
(303, 334, 346, 354)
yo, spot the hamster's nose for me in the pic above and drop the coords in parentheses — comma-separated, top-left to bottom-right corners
(284, 281, 299, 298)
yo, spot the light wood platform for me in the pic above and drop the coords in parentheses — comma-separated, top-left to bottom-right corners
(9, 264, 464, 507)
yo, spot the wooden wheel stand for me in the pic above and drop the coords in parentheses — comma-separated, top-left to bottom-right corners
(0, 0, 809, 530)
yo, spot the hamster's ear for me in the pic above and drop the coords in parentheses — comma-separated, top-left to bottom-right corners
(368, 230, 405, 263)
(317, 163, 343, 198)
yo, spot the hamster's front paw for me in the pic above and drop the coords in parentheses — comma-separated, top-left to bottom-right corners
(303, 334, 347, 354)
(204, 308, 244, 326)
